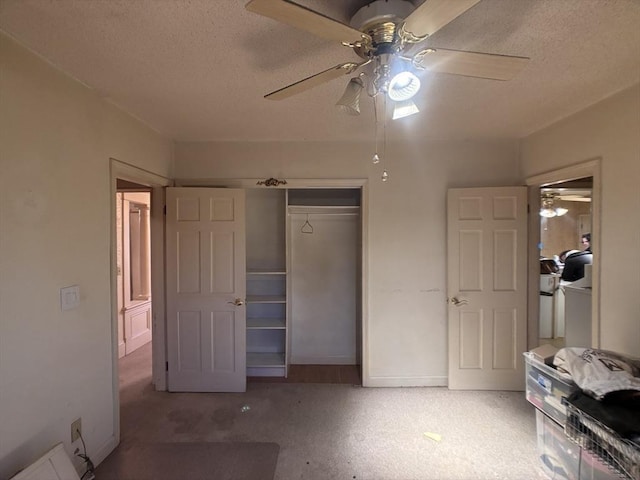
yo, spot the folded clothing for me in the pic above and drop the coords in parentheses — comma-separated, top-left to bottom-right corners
(553, 347, 640, 400)
(567, 391, 640, 441)
(566, 390, 640, 480)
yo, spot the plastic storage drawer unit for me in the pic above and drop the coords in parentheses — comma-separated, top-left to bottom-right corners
(536, 410, 581, 480)
(524, 352, 578, 425)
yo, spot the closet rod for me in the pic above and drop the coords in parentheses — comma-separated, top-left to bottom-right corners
(287, 205, 360, 209)
(299, 213, 359, 216)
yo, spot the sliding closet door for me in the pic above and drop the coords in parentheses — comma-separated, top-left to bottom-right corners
(289, 206, 359, 365)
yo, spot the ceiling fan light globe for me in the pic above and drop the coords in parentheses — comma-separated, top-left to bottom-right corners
(336, 104, 361, 115)
(539, 208, 557, 218)
(336, 77, 364, 115)
(388, 71, 420, 101)
(555, 207, 569, 216)
(392, 99, 419, 119)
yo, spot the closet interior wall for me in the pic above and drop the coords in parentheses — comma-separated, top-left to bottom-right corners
(287, 189, 361, 368)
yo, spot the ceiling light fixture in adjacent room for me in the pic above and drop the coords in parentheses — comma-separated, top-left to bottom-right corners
(539, 194, 568, 218)
(554, 207, 569, 216)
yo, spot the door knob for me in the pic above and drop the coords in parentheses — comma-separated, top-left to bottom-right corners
(449, 296, 468, 307)
(227, 298, 244, 306)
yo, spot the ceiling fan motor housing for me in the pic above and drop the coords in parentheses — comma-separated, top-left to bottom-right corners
(350, 0, 416, 57)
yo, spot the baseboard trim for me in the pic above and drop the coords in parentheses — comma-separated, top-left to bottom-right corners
(94, 434, 118, 468)
(364, 375, 448, 388)
(290, 355, 356, 365)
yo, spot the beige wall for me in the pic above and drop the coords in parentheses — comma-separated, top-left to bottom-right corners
(0, 33, 173, 478)
(521, 84, 640, 357)
(174, 139, 522, 386)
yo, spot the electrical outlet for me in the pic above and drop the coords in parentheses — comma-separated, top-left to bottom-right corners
(71, 418, 82, 442)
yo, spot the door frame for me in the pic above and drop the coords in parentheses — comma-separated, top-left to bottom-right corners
(525, 158, 601, 349)
(173, 177, 370, 384)
(109, 158, 171, 447)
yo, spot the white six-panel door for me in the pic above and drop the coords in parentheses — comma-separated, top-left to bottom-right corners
(166, 187, 246, 392)
(447, 187, 527, 390)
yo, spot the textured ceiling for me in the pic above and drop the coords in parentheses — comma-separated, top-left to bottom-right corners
(1, 0, 639, 142)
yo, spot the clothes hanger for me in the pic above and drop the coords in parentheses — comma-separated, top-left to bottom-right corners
(301, 214, 314, 234)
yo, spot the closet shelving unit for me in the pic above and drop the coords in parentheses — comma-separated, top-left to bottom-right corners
(246, 269, 287, 375)
(245, 189, 288, 377)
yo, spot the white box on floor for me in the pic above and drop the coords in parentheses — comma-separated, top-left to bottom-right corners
(10, 443, 80, 480)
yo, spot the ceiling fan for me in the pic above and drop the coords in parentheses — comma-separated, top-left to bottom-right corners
(539, 189, 592, 218)
(555, 194, 592, 203)
(541, 188, 592, 203)
(540, 193, 569, 218)
(245, 0, 530, 112)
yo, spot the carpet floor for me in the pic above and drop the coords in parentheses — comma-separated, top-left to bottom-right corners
(96, 441, 279, 480)
(98, 342, 548, 480)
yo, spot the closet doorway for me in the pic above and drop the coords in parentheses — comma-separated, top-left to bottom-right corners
(287, 189, 361, 385)
(173, 179, 367, 387)
(245, 187, 363, 385)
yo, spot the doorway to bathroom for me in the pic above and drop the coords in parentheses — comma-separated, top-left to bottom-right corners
(116, 180, 153, 360)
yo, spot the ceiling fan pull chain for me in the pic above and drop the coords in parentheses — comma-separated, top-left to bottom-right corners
(372, 95, 380, 164)
(381, 96, 389, 182)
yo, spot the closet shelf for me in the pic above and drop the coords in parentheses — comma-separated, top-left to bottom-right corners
(247, 318, 286, 329)
(287, 205, 360, 215)
(246, 295, 286, 304)
(247, 352, 285, 367)
(247, 269, 286, 275)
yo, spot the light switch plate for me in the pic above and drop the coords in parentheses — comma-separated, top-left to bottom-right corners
(60, 285, 80, 311)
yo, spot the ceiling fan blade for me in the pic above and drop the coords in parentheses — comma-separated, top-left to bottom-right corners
(557, 195, 592, 202)
(402, 0, 481, 41)
(246, 0, 368, 45)
(412, 48, 529, 80)
(265, 61, 365, 100)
